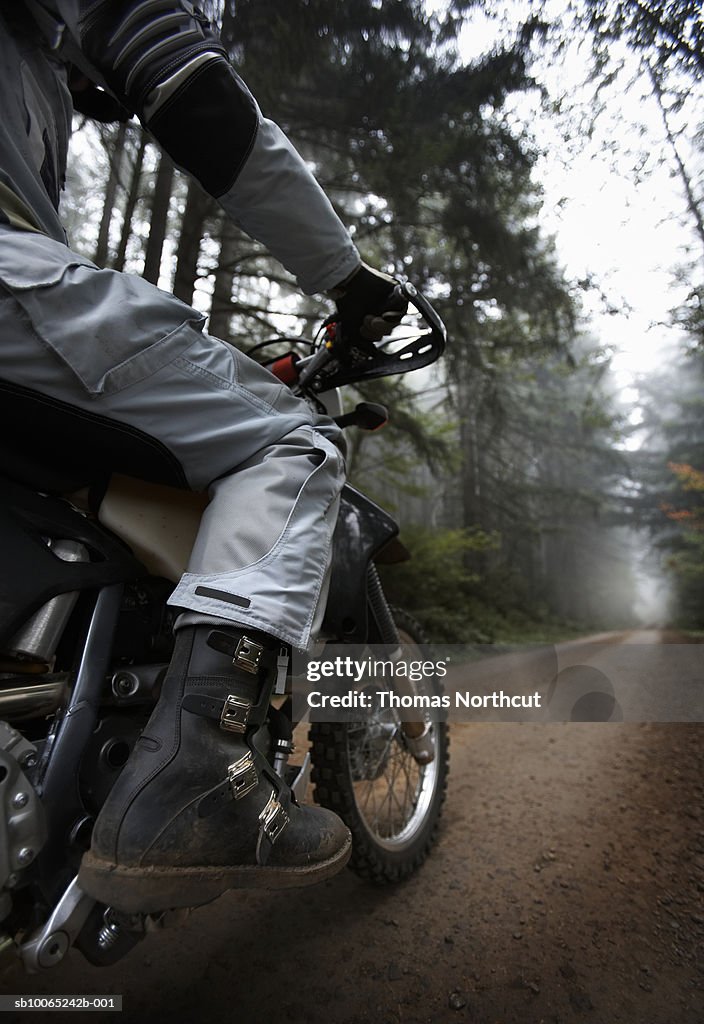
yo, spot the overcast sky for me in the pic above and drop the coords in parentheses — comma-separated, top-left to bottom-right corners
(441, 2, 702, 387)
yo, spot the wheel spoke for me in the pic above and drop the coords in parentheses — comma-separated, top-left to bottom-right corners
(347, 701, 436, 841)
(390, 753, 414, 828)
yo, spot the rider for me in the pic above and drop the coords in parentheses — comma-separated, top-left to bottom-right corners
(0, 2, 405, 912)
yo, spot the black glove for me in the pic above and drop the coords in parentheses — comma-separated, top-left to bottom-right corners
(329, 262, 407, 352)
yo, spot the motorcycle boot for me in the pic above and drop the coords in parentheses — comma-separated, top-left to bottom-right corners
(79, 625, 351, 914)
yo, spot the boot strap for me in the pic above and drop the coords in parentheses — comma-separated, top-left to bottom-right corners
(206, 631, 278, 674)
(182, 630, 280, 733)
(195, 758, 291, 864)
(197, 750, 260, 816)
(183, 691, 257, 734)
(197, 757, 289, 818)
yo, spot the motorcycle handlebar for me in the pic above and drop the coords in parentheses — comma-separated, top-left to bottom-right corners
(295, 341, 335, 390)
(293, 282, 447, 394)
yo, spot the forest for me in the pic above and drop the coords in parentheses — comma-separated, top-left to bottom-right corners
(61, 0, 704, 644)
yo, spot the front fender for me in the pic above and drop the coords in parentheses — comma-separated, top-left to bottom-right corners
(322, 485, 398, 643)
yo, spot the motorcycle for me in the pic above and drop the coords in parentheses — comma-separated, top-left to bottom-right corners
(0, 283, 449, 971)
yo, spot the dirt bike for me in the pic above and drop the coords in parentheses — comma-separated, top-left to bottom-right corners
(0, 283, 449, 972)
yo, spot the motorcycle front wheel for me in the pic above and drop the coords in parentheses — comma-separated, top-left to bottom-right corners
(309, 608, 449, 883)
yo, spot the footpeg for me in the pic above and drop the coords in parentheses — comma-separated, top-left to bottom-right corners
(20, 877, 95, 972)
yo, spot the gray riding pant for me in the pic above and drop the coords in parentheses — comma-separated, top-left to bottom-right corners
(0, 227, 345, 650)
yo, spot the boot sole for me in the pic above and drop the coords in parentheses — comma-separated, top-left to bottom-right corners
(78, 835, 352, 915)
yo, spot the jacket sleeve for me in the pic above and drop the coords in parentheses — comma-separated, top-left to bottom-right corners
(52, 0, 360, 294)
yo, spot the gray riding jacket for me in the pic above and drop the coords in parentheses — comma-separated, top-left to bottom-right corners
(0, 1, 360, 295)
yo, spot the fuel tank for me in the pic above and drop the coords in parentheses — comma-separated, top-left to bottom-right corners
(98, 475, 207, 582)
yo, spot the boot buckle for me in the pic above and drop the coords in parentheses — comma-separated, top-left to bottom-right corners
(220, 695, 251, 734)
(259, 791, 290, 844)
(233, 637, 264, 674)
(227, 752, 258, 800)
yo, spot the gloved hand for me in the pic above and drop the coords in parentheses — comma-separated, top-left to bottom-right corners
(329, 262, 407, 352)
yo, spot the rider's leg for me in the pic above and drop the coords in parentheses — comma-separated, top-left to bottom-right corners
(0, 228, 343, 648)
(0, 230, 350, 910)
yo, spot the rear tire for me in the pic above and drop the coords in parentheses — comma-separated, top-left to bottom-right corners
(309, 608, 449, 883)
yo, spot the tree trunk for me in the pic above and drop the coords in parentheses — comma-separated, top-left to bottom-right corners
(455, 359, 481, 531)
(173, 179, 211, 305)
(208, 214, 241, 340)
(94, 122, 127, 267)
(142, 152, 175, 285)
(112, 131, 147, 273)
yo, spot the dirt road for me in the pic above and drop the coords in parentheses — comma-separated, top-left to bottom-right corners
(1, 633, 703, 1022)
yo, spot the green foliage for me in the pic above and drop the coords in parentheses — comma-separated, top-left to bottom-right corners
(378, 522, 591, 643)
(672, 283, 704, 352)
(661, 461, 704, 626)
(378, 524, 499, 642)
(343, 375, 460, 508)
(631, 349, 704, 625)
(578, 0, 704, 80)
